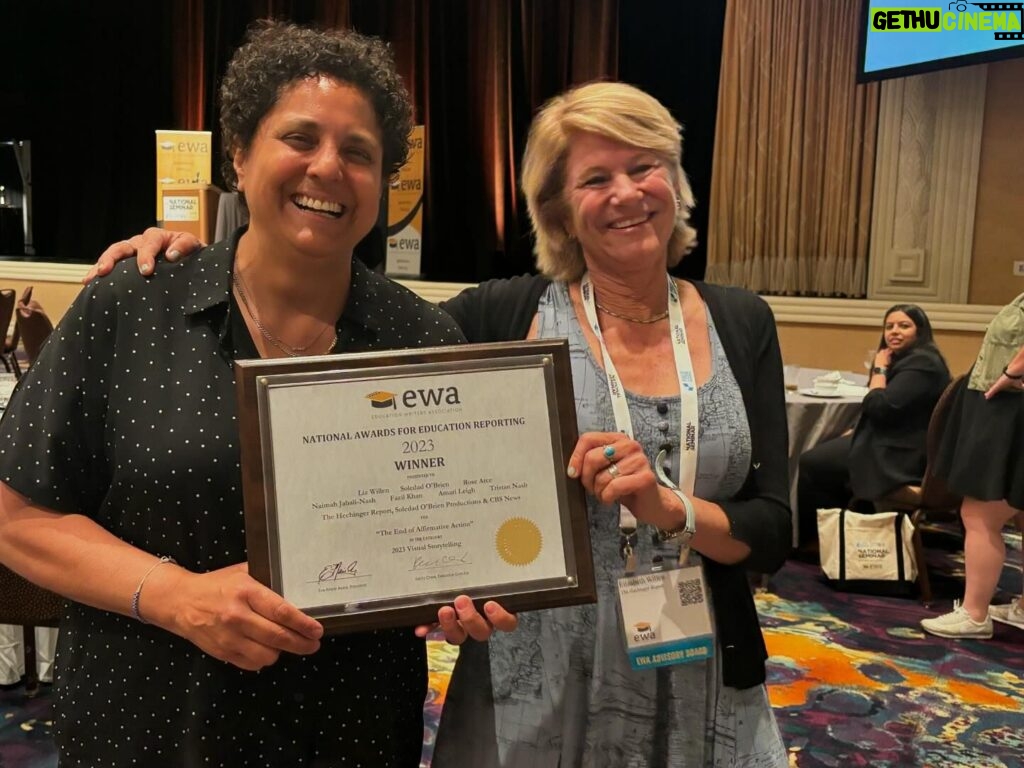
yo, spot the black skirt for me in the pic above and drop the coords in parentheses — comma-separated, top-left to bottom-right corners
(934, 375, 1024, 509)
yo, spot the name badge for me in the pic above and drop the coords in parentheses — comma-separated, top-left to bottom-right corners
(617, 564, 714, 670)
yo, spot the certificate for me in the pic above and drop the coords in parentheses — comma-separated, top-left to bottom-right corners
(236, 340, 596, 634)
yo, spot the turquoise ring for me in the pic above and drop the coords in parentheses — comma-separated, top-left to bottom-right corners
(603, 445, 615, 459)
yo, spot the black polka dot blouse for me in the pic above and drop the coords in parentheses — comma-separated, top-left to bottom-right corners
(0, 230, 466, 767)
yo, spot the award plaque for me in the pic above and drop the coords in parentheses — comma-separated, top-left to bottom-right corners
(235, 340, 596, 634)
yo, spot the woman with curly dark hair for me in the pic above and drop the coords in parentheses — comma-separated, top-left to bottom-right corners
(0, 21, 471, 766)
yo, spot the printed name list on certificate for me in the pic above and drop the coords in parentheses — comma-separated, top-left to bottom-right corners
(259, 358, 575, 617)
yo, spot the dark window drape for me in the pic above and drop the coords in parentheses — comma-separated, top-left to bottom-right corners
(172, 0, 618, 280)
(4, 0, 723, 278)
(619, 1, 727, 281)
(1, 2, 176, 262)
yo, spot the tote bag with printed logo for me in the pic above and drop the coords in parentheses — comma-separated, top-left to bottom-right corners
(816, 507, 917, 594)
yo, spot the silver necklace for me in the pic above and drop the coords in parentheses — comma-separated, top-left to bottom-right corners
(232, 271, 338, 357)
(595, 302, 669, 324)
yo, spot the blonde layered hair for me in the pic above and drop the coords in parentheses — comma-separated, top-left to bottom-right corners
(521, 82, 698, 282)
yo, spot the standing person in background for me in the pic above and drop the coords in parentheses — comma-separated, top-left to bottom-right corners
(796, 305, 950, 552)
(922, 294, 1024, 639)
(91, 81, 792, 767)
(0, 22, 495, 766)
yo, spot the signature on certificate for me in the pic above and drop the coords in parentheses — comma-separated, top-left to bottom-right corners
(318, 560, 360, 582)
(411, 553, 472, 571)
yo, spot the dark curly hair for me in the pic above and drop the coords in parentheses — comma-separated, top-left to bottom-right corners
(219, 20, 413, 191)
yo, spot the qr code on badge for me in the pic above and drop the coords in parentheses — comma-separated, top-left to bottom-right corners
(676, 577, 703, 607)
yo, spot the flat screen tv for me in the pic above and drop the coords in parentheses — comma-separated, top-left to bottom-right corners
(859, 0, 1024, 81)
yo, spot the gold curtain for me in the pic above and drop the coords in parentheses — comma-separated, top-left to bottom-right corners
(706, 0, 879, 296)
(458, 0, 618, 263)
(166, 0, 617, 276)
(172, 0, 206, 130)
(316, 0, 352, 28)
(469, 2, 514, 248)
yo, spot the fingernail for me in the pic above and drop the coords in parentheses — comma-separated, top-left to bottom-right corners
(484, 602, 497, 615)
(454, 595, 471, 610)
(166, 249, 181, 261)
(140, 263, 152, 274)
(566, 465, 578, 478)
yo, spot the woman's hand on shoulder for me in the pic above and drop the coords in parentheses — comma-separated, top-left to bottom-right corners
(83, 228, 204, 284)
(414, 595, 518, 644)
(152, 562, 323, 671)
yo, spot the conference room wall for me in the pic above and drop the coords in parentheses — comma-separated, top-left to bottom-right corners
(0, 279, 81, 330)
(969, 57, 1024, 307)
(3, 274, 989, 380)
(776, 323, 984, 378)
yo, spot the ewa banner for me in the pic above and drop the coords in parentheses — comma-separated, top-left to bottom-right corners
(155, 130, 212, 220)
(386, 126, 425, 278)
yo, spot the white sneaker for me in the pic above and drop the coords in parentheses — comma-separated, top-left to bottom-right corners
(990, 598, 1024, 630)
(920, 601, 993, 639)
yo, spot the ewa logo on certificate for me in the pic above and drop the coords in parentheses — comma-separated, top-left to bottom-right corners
(366, 391, 397, 408)
(365, 387, 463, 411)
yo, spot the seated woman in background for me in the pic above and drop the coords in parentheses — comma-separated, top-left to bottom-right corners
(796, 304, 951, 550)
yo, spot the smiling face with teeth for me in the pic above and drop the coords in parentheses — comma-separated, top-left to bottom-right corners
(232, 76, 383, 263)
(563, 132, 677, 274)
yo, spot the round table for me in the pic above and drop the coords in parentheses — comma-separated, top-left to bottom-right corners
(785, 368, 869, 545)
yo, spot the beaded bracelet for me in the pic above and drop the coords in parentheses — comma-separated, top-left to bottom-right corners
(130, 555, 176, 623)
(1003, 366, 1024, 380)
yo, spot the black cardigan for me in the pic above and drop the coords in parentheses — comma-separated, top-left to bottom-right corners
(442, 274, 792, 689)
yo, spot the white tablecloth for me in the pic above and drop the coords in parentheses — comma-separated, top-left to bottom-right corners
(0, 625, 56, 684)
(0, 373, 15, 410)
(785, 368, 868, 545)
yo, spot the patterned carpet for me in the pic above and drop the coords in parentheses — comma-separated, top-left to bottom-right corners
(761, 548, 1023, 768)
(0, 684, 53, 767)
(2, 526, 1020, 767)
(421, 523, 1024, 768)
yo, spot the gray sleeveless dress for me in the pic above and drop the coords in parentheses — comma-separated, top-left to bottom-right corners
(434, 283, 787, 767)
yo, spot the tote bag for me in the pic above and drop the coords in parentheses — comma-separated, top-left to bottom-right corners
(816, 507, 917, 593)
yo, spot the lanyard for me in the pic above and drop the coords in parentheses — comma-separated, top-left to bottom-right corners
(579, 273, 700, 538)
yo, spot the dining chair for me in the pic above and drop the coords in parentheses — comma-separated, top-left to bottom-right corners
(0, 292, 62, 693)
(874, 374, 965, 605)
(0, 565, 62, 695)
(2, 292, 63, 693)
(0, 289, 17, 376)
(2, 286, 34, 378)
(15, 293, 53, 368)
